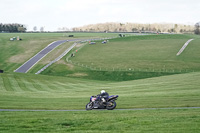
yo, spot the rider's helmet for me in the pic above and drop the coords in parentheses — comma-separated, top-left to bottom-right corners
(101, 90, 105, 94)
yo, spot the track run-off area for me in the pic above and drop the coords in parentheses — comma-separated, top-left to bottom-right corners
(1, 107, 200, 112)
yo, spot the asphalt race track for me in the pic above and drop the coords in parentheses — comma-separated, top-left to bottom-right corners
(0, 107, 200, 112)
(14, 39, 83, 73)
(14, 40, 68, 73)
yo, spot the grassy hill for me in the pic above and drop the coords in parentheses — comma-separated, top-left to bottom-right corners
(40, 34, 200, 81)
(0, 71, 200, 132)
(0, 33, 200, 132)
(70, 34, 200, 71)
(0, 32, 118, 73)
(0, 71, 200, 110)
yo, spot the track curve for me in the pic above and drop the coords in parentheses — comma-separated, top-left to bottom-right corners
(14, 40, 67, 73)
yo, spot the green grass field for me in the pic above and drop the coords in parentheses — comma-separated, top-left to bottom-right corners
(0, 33, 200, 132)
(70, 34, 200, 71)
(0, 32, 118, 73)
(1, 109, 200, 133)
(0, 71, 200, 132)
(40, 34, 200, 81)
(0, 71, 200, 109)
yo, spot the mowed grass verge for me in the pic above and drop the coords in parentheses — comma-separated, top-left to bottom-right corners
(0, 71, 200, 110)
(0, 109, 199, 133)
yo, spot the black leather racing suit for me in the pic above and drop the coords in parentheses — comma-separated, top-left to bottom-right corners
(99, 92, 109, 102)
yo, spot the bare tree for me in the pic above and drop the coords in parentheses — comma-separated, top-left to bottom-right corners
(194, 22, 200, 34)
(33, 26, 37, 32)
(40, 27, 44, 32)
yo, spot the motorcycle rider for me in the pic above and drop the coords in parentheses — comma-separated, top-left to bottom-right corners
(99, 90, 109, 103)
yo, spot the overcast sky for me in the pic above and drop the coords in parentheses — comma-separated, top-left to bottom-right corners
(1, 0, 199, 31)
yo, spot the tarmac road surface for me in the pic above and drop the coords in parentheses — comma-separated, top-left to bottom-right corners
(14, 39, 82, 73)
(0, 107, 200, 112)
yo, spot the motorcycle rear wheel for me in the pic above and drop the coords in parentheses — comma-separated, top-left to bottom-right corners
(106, 101, 116, 110)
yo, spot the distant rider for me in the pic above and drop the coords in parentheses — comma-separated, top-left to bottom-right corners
(99, 90, 109, 103)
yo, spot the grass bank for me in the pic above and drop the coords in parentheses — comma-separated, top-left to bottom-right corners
(0, 32, 118, 73)
(0, 109, 199, 132)
(0, 71, 200, 110)
(40, 34, 200, 81)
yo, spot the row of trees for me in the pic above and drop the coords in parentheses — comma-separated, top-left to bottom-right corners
(0, 23, 26, 32)
(33, 26, 45, 32)
(71, 22, 194, 33)
(1, 22, 199, 34)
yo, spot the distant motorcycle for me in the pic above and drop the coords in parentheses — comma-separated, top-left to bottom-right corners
(86, 95, 119, 110)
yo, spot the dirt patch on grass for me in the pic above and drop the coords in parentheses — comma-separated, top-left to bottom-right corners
(66, 63, 74, 70)
(8, 47, 38, 63)
(68, 73, 88, 77)
(75, 43, 85, 48)
(8, 54, 30, 63)
(56, 60, 67, 65)
(55, 60, 74, 70)
(8, 40, 49, 63)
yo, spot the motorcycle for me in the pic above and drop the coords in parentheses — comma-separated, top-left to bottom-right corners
(86, 94, 119, 110)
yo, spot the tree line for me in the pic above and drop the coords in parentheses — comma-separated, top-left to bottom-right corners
(70, 22, 194, 34)
(0, 23, 26, 32)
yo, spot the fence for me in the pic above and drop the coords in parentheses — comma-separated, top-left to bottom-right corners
(66, 60, 196, 73)
(35, 43, 77, 74)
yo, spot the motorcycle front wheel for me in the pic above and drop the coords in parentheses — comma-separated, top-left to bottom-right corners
(106, 101, 116, 110)
(86, 102, 93, 110)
